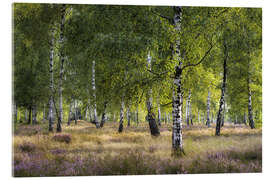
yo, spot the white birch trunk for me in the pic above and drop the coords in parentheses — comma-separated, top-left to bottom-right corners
(248, 89, 255, 128)
(243, 112, 247, 125)
(67, 100, 73, 125)
(25, 109, 28, 123)
(206, 90, 211, 127)
(127, 104, 130, 127)
(32, 105, 37, 125)
(88, 98, 93, 122)
(158, 100, 161, 126)
(146, 52, 160, 136)
(48, 28, 55, 132)
(172, 6, 184, 154)
(92, 60, 99, 128)
(85, 105, 88, 121)
(186, 90, 191, 126)
(118, 98, 125, 132)
(57, 5, 66, 132)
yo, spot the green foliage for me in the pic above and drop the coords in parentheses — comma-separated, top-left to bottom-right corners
(13, 4, 262, 127)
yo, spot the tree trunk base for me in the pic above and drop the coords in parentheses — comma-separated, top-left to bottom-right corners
(147, 114, 160, 136)
(171, 148, 185, 157)
(118, 123, 123, 133)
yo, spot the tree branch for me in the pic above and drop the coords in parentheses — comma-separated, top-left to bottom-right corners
(151, 9, 173, 24)
(147, 69, 170, 77)
(181, 43, 214, 71)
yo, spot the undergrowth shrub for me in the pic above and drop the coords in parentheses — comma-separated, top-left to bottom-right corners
(19, 142, 36, 153)
(52, 134, 71, 144)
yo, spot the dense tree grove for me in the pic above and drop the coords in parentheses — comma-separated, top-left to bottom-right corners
(13, 4, 262, 154)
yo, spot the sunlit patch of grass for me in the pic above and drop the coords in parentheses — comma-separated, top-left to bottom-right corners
(13, 121, 262, 176)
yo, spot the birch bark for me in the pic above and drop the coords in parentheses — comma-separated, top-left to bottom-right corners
(206, 90, 211, 127)
(92, 60, 99, 128)
(172, 6, 184, 154)
(57, 4, 66, 133)
(48, 29, 55, 132)
(215, 40, 228, 136)
(118, 98, 124, 133)
(146, 52, 160, 136)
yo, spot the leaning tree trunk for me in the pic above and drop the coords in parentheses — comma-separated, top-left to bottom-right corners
(118, 98, 125, 133)
(221, 97, 225, 126)
(206, 90, 211, 127)
(100, 101, 108, 128)
(92, 60, 99, 128)
(215, 40, 228, 136)
(32, 105, 37, 125)
(146, 52, 160, 136)
(172, 6, 184, 155)
(57, 5, 66, 133)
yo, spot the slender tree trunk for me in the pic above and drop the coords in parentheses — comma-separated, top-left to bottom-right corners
(221, 98, 225, 126)
(136, 105, 139, 126)
(85, 105, 88, 121)
(146, 52, 160, 136)
(88, 98, 93, 122)
(206, 90, 211, 127)
(67, 100, 73, 125)
(74, 99, 77, 125)
(13, 103, 17, 123)
(127, 104, 130, 127)
(48, 29, 55, 132)
(158, 98, 161, 126)
(57, 5, 66, 133)
(215, 40, 228, 136)
(190, 98, 193, 125)
(248, 80, 255, 128)
(118, 98, 124, 133)
(28, 106, 32, 124)
(198, 110, 200, 124)
(92, 60, 99, 128)
(185, 97, 188, 126)
(243, 112, 247, 125)
(186, 90, 191, 126)
(42, 104, 46, 122)
(100, 101, 108, 128)
(164, 112, 167, 124)
(172, 6, 184, 154)
(32, 105, 37, 125)
(24, 109, 28, 123)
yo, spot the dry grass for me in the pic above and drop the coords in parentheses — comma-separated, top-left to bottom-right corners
(12, 121, 262, 176)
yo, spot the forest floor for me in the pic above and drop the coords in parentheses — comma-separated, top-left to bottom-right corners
(13, 120, 262, 176)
